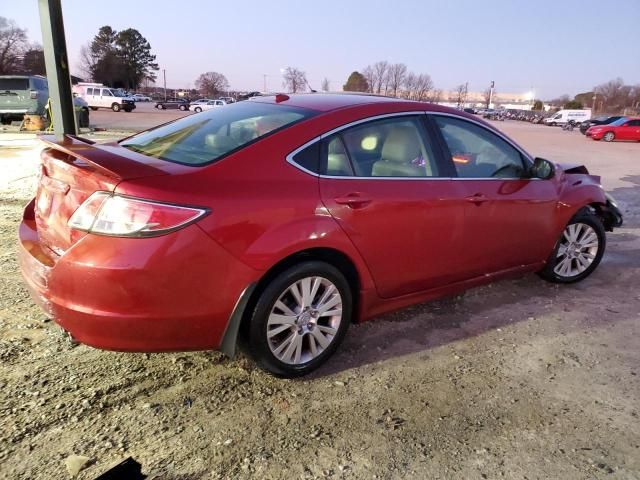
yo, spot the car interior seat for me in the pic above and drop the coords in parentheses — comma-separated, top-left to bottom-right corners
(371, 126, 428, 177)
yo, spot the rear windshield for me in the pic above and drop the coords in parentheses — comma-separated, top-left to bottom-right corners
(120, 102, 315, 165)
(0, 78, 29, 91)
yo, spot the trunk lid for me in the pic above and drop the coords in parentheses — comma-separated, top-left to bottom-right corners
(35, 135, 171, 256)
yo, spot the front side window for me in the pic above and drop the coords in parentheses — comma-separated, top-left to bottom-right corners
(322, 116, 439, 178)
(102, 89, 113, 97)
(434, 116, 526, 179)
(121, 101, 315, 165)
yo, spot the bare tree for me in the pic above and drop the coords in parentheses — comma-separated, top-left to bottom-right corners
(78, 43, 96, 80)
(372, 61, 389, 94)
(482, 87, 495, 108)
(386, 63, 407, 97)
(362, 66, 375, 93)
(595, 78, 632, 112)
(453, 83, 468, 108)
(321, 77, 330, 92)
(195, 71, 229, 97)
(282, 67, 308, 93)
(0, 17, 28, 74)
(400, 72, 417, 99)
(414, 74, 434, 101)
(427, 88, 442, 103)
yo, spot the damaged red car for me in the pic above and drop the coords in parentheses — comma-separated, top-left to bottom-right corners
(18, 94, 623, 377)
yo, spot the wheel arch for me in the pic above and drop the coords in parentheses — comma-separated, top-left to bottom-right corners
(220, 246, 364, 358)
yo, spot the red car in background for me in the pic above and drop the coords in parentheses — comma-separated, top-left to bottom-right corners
(586, 117, 640, 142)
(18, 94, 623, 377)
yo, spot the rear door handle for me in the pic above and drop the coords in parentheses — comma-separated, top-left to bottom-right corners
(334, 193, 372, 209)
(465, 194, 489, 205)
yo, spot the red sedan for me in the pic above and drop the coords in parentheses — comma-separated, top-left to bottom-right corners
(19, 94, 623, 376)
(586, 117, 640, 141)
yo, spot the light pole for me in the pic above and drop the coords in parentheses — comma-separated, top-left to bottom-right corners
(592, 93, 597, 113)
(488, 80, 494, 108)
(163, 69, 167, 101)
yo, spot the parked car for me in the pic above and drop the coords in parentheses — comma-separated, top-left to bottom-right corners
(132, 94, 152, 102)
(155, 98, 189, 110)
(543, 109, 591, 126)
(579, 115, 626, 134)
(72, 83, 136, 112)
(219, 96, 235, 104)
(0, 75, 49, 120)
(189, 99, 227, 113)
(586, 117, 640, 142)
(18, 94, 623, 377)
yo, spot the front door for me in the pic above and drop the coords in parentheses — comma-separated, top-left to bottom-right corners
(318, 114, 467, 298)
(430, 114, 558, 277)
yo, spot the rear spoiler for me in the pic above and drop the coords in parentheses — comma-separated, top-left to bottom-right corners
(39, 134, 168, 181)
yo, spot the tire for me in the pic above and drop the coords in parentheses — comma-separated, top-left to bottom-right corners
(157, 104, 165, 110)
(247, 261, 352, 377)
(603, 131, 615, 142)
(179, 105, 187, 111)
(550, 122, 556, 126)
(124, 108, 132, 113)
(111, 103, 121, 112)
(194, 107, 202, 113)
(90, 106, 98, 111)
(538, 210, 606, 284)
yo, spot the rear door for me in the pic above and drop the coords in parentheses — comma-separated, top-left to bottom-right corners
(317, 113, 467, 298)
(430, 114, 558, 277)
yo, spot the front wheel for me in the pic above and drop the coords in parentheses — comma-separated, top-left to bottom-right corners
(179, 105, 187, 111)
(603, 131, 615, 142)
(538, 211, 606, 284)
(247, 261, 352, 377)
(111, 103, 121, 112)
(194, 107, 202, 113)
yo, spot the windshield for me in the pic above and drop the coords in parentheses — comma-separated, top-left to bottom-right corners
(609, 118, 628, 127)
(112, 90, 126, 97)
(120, 101, 316, 166)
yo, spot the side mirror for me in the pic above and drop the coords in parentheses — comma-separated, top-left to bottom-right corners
(530, 157, 555, 180)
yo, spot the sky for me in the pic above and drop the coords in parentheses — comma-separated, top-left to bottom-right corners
(2, 0, 639, 98)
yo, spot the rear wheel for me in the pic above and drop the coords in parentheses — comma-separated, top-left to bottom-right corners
(111, 103, 121, 112)
(179, 105, 187, 111)
(89, 106, 98, 111)
(194, 107, 202, 113)
(248, 261, 352, 377)
(538, 210, 606, 284)
(603, 131, 615, 142)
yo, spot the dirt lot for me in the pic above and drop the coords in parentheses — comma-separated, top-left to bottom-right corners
(0, 123, 639, 479)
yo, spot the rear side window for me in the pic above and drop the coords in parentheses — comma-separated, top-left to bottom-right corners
(121, 101, 316, 166)
(0, 78, 29, 91)
(291, 142, 320, 173)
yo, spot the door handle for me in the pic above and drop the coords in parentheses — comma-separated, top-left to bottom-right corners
(465, 194, 489, 205)
(334, 193, 372, 209)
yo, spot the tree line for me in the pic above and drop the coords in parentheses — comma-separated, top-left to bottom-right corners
(343, 61, 441, 102)
(0, 17, 46, 75)
(551, 79, 640, 113)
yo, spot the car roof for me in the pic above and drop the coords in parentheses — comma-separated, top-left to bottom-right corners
(250, 93, 419, 112)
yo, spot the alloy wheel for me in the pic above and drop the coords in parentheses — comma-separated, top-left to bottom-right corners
(554, 222, 599, 278)
(603, 132, 615, 142)
(267, 276, 343, 365)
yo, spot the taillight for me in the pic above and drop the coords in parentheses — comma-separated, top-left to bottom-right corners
(30, 90, 38, 99)
(68, 192, 208, 238)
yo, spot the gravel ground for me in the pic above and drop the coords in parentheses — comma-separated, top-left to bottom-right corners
(0, 123, 639, 479)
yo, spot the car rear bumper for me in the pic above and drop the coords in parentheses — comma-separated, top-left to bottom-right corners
(18, 199, 260, 352)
